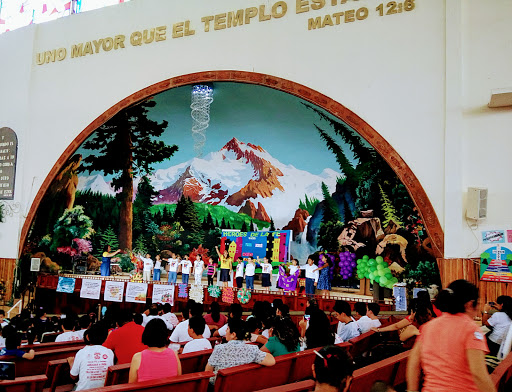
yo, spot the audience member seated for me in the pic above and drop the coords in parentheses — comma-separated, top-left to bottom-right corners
(417, 290, 442, 317)
(182, 316, 212, 354)
(353, 302, 367, 321)
(357, 303, 382, 333)
(0, 326, 5, 348)
(0, 325, 34, 359)
(170, 302, 211, 343)
(133, 313, 143, 325)
(333, 300, 361, 342)
(141, 304, 161, 327)
(55, 318, 81, 342)
(68, 323, 114, 390)
(76, 315, 91, 340)
(204, 301, 227, 334)
(483, 295, 512, 357)
(406, 279, 496, 392)
(312, 345, 354, 392)
(261, 316, 300, 357)
(129, 318, 181, 383)
(0, 310, 9, 327)
(245, 317, 268, 345)
(161, 303, 179, 330)
(206, 318, 275, 384)
(276, 304, 290, 319)
(215, 303, 243, 338)
(306, 308, 334, 350)
(370, 380, 396, 392)
(103, 309, 147, 364)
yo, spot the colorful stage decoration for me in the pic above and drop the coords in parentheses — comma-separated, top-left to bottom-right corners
(104, 280, 124, 302)
(221, 230, 292, 263)
(338, 251, 357, 280)
(208, 285, 221, 298)
(189, 284, 204, 304)
(237, 288, 251, 304)
(79, 278, 101, 299)
(152, 284, 174, 305)
(56, 277, 75, 293)
(356, 255, 398, 289)
(125, 282, 147, 303)
(277, 264, 300, 291)
(480, 244, 512, 283)
(178, 284, 188, 298)
(190, 85, 214, 157)
(222, 287, 234, 304)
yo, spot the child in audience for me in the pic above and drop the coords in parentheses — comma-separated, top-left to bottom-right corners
(182, 316, 212, 354)
(204, 301, 227, 334)
(0, 310, 9, 327)
(69, 323, 114, 390)
(180, 255, 192, 285)
(353, 302, 367, 321)
(0, 326, 5, 348)
(55, 318, 81, 342)
(206, 257, 217, 286)
(0, 325, 34, 359)
(313, 345, 354, 392)
(244, 257, 257, 290)
(333, 300, 362, 342)
(245, 317, 268, 345)
(300, 257, 319, 297)
(260, 257, 273, 292)
(358, 302, 382, 333)
(167, 253, 179, 284)
(153, 255, 162, 281)
(193, 254, 204, 285)
(75, 315, 91, 340)
(261, 317, 300, 356)
(129, 319, 181, 383)
(235, 257, 245, 288)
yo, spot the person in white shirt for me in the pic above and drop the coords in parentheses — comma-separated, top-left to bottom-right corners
(141, 305, 161, 327)
(153, 255, 162, 281)
(0, 311, 9, 328)
(357, 302, 382, 333)
(161, 303, 179, 330)
(180, 256, 192, 285)
(193, 255, 205, 286)
(167, 255, 179, 284)
(483, 296, 512, 356)
(260, 257, 273, 292)
(244, 257, 257, 290)
(140, 254, 153, 281)
(75, 315, 91, 340)
(235, 257, 245, 288)
(56, 318, 82, 342)
(69, 324, 114, 391)
(333, 300, 361, 342)
(300, 257, 319, 297)
(170, 302, 210, 343)
(214, 303, 243, 338)
(182, 316, 212, 354)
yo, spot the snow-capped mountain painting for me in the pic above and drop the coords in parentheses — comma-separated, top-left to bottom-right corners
(78, 137, 341, 228)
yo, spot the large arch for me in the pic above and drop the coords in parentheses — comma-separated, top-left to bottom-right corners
(19, 71, 444, 258)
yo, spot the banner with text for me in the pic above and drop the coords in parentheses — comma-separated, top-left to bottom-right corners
(126, 282, 148, 303)
(80, 279, 102, 299)
(104, 281, 125, 302)
(152, 284, 174, 305)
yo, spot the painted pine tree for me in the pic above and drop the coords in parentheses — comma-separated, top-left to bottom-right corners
(379, 184, 403, 228)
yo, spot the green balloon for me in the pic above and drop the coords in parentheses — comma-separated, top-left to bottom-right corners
(365, 272, 370, 279)
(377, 264, 384, 270)
(376, 256, 384, 263)
(374, 276, 381, 284)
(356, 259, 362, 264)
(369, 272, 375, 280)
(368, 260, 375, 267)
(363, 255, 369, 260)
(378, 269, 386, 277)
(385, 273, 393, 280)
(357, 274, 364, 280)
(369, 266, 377, 273)
(380, 277, 388, 285)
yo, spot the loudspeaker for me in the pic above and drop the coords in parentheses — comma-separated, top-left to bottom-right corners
(466, 187, 487, 220)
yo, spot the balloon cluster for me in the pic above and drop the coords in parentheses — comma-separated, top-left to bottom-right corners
(338, 251, 357, 280)
(356, 255, 398, 289)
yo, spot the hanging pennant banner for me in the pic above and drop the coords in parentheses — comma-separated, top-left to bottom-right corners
(104, 281, 124, 302)
(126, 282, 148, 303)
(80, 279, 102, 299)
(57, 277, 76, 293)
(152, 284, 174, 305)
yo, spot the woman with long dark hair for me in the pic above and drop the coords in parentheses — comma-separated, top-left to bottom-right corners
(204, 301, 227, 334)
(261, 317, 300, 356)
(407, 280, 495, 392)
(483, 295, 512, 356)
(306, 308, 335, 350)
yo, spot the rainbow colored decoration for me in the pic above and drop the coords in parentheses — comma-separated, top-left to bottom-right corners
(480, 245, 512, 283)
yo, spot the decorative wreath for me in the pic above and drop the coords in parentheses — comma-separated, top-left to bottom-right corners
(208, 285, 222, 298)
(222, 287, 234, 304)
(189, 285, 204, 304)
(178, 284, 188, 298)
(237, 288, 251, 304)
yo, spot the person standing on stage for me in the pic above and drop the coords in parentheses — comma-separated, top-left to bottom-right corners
(101, 245, 121, 277)
(153, 255, 162, 282)
(193, 254, 205, 286)
(140, 254, 154, 282)
(215, 246, 233, 287)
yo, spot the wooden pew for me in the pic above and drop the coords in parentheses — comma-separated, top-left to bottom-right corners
(103, 348, 214, 387)
(254, 379, 315, 392)
(213, 353, 295, 392)
(45, 359, 73, 392)
(21, 340, 84, 352)
(0, 374, 47, 392)
(0, 346, 84, 378)
(350, 350, 410, 392)
(347, 331, 376, 359)
(491, 352, 512, 392)
(83, 372, 213, 392)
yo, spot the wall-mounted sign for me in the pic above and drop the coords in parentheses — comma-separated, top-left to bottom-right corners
(0, 128, 17, 200)
(482, 230, 505, 244)
(507, 230, 512, 243)
(480, 244, 512, 283)
(30, 258, 41, 272)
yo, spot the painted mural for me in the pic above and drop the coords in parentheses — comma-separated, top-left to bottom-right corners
(22, 82, 439, 288)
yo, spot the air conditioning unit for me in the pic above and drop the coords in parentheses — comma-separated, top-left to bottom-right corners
(466, 187, 487, 220)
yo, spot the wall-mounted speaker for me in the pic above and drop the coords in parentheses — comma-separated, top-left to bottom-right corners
(466, 187, 487, 220)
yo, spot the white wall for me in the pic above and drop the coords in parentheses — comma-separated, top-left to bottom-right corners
(3, 0, 507, 260)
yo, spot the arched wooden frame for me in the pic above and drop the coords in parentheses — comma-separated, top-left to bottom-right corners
(18, 71, 444, 258)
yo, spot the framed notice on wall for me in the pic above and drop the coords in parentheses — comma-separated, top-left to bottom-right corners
(0, 127, 18, 200)
(126, 282, 148, 303)
(152, 284, 174, 305)
(480, 244, 512, 283)
(104, 281, 124, 302)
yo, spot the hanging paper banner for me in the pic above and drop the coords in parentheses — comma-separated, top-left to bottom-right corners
(126, 282, 148, 303)
(56, 277, 76, 293)
(480, 244, 512, 283)
(221, 230, 292, 262)
(80, 279, 102, 299)
(152, 284, 174, 305)
(482, 230, 505, 244)
(104, 281, 124, 302)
